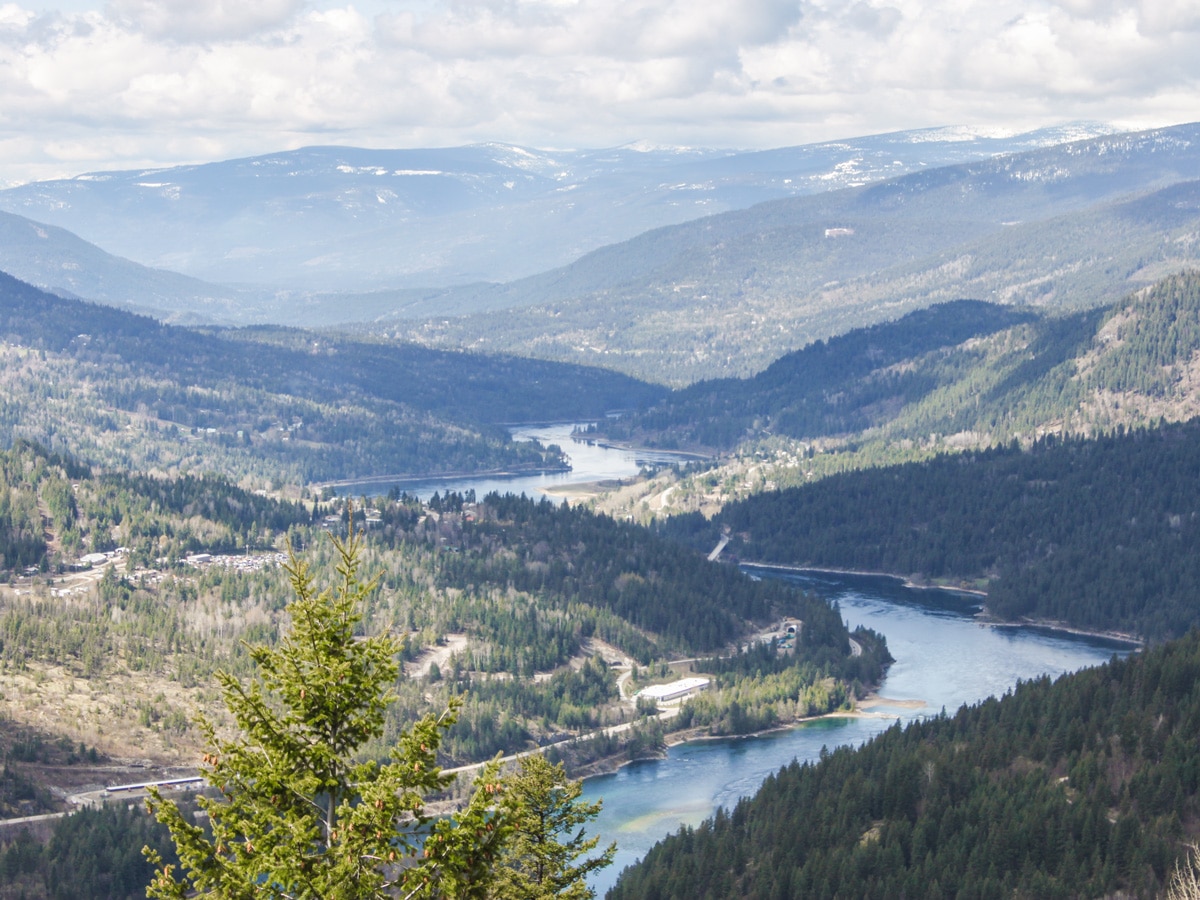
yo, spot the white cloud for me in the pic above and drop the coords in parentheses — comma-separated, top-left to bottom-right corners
(0, 0, 1195, 184)
(1133, 0, 1200, 36)
(105, 0, 307, 41)
(0, 3, 35, 27)
(1051, 0, 1200, 35)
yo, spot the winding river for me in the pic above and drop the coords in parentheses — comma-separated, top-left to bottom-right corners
(348, 425, 1136, 895)
(337, 423, 694, 502)
(583, 571, 1134, 895)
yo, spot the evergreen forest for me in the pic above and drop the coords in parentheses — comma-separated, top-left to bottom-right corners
(0, 436, 885, 814)
(602, 272, 1200, 524)
(0, 462, 888, 897)
(664, 417, 1200, 640)
(604, 300, 1037, 450)
(0, 805, 178, 900)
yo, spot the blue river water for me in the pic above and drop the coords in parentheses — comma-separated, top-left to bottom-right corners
(336, 425, 1134, 895)
(583, 569, 1135, 896)
(335, 423, 695, 502)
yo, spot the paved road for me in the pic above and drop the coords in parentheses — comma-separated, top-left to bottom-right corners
(441, 706, 681, 778)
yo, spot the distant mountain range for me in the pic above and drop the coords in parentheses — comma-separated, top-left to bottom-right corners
(391, 123, 1200, 383)
(6, 121, 1200, 388)
(0, 124, 1112, 295)
(0, 209, 252, 324)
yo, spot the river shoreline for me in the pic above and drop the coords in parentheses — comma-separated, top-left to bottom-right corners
(567, 710, 865, 782)
(314, 463, 572, 492)
(741, 561, 989, 598)
(570, 693, 919, 783)
(582, 436, 711, 463)
(742, 561, 1144, 647)
(569, 562, 1141, 784)
(317, 423, 704, 499)
(977, 616, 1144, 647)
(441, 555, 1140, 791)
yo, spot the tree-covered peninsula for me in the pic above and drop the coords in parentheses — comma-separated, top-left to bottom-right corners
(664, 416, 1200, 641)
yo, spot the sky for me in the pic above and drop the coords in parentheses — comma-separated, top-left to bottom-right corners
(0, 0, 1197, 185)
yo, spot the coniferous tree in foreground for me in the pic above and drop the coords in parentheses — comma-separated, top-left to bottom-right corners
(493, 755, 614, 900)
(143, 527, 505, 899)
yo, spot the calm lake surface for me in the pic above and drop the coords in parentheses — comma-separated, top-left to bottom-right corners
(584, 570, 1135, 895)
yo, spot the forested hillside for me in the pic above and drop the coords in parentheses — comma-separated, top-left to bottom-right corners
(0, 439, 308, 571)
(0, 271, 663, 485)
(610, 631, 1200, 899)
(664, 417, 1200, 640)
(597, 271, 1200, 522)
(0, 480, 889, 897)
(603, 300, 1036, 449)
(0, 437, 885, 797)
(0, 449, 888, 897)
(0, 270, 663, 426)
(609, 270, 1200, 454)
(361, 492, 889, 762)
(0, 804, 179, 900)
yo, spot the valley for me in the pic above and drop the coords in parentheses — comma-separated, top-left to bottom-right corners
(383, 124, 1200, 384)
(6, 125, 1200, 388)
(5, 122, 1200, 898)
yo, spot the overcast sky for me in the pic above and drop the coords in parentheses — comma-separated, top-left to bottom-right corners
(0, 0, 1197, 184)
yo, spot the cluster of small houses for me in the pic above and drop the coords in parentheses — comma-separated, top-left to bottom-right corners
(182, 551, 289, 573)
(55, 503, 395, 580)
(320, 509, 384, 530)
(64, 548, 289, 576)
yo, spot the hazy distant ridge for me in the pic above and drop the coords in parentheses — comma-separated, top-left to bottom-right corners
(0, 124, 1116, 295)
(393, 123, 1200, 384)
